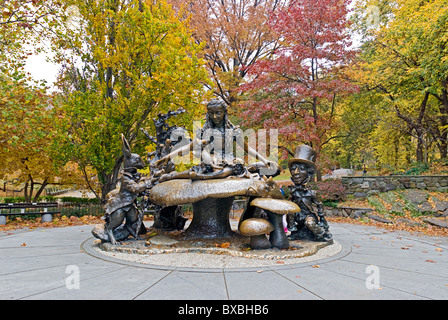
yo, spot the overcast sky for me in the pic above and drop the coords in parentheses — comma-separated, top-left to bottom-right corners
(24, 48, 60, 89)
(24, 1, 363, 91)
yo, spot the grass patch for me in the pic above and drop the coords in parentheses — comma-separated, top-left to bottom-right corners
(367, 196, 386, 214)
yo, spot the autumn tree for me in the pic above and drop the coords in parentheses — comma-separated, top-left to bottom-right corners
(0, 0, 63, 77)
(239, 0, 357, 175)
(169, 0, 286, 106)
(351, 0, 448, 165)
(51, 0, 210, 201)
(0, 1, 86, 201)
(0, 73, 88, 201)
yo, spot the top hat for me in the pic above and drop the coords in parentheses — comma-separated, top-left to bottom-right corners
(288, 145, 317, 168)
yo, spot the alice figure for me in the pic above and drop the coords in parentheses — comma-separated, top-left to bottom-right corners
(156, 99, 279, 181)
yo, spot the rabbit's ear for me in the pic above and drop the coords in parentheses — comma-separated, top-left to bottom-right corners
(121, 134, 131, 159)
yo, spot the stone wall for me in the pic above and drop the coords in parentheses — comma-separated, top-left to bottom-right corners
(323, 206, 374, 218)
(341, 175, 448, 198)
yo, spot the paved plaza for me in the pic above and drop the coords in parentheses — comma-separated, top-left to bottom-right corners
(0, 222, 447, 300)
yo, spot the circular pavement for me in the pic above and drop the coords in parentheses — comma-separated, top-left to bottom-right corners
(83, 237, 345, 272)
(1, 222, 447, 300)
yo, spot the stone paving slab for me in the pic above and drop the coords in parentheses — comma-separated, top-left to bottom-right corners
(25, 266, 171, 300)
(135, 271, 228, 300)
(274, 265, 415, 300)
(0, 223, 447, 301)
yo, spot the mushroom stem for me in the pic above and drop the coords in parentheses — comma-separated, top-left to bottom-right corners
(185, 197, 235, 239)
(266, 211, 289, 249)
(250, 234, 272, 250)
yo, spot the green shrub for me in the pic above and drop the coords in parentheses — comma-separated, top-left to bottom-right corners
(59, 197, 100, 204)
(322, 200, 339, 208)
(367, 197, 386, 214)
(403, 162, 429, 175)
(1, 196, 56, 203)
(1, 197, 26, 203)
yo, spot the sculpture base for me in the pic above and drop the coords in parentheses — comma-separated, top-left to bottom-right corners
(92, 222, 147, 243)
(94, 227, 337, 265)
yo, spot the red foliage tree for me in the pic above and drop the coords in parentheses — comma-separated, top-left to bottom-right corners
(239, 0, 358, 171)
(169, 0, 286, 106)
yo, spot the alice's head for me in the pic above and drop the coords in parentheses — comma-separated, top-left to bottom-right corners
(206, 99, 227, 128)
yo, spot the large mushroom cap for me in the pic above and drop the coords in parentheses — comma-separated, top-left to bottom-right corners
(239, 218, 274, 237)
(149, 177, 283, 207)
(250, 198, 300, 215)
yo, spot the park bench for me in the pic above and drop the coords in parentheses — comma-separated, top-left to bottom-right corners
(0, 202, 60, 226)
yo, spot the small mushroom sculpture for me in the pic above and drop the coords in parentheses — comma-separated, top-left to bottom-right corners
(239, 218, 275, 249)
(243, 198, 300, 249)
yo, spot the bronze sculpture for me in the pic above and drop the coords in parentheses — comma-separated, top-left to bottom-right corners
(141, 108, 189, 231)
(149, 99, 289, 241)
(287, 145, 333, 242)
(92, 134, 150, 244)
(92, 99, 332, 253)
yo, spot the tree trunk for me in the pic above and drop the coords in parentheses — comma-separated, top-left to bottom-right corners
(394, 93, 429, 164)
(100, 156, 123, 203)
(416, 131, 425, 163)
(436, 87, 448, 159)
(24, 180, 29, 202)
(438, 139, 448, 159)
(32, 179, 48, 202)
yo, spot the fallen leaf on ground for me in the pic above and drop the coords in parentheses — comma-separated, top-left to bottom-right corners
(426, 260, 437, 263)
(312, 265, 320, 268)
(276, 260, 285, 264)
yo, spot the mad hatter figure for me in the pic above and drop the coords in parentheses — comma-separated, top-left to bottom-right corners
(287, 145, 333, 242)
